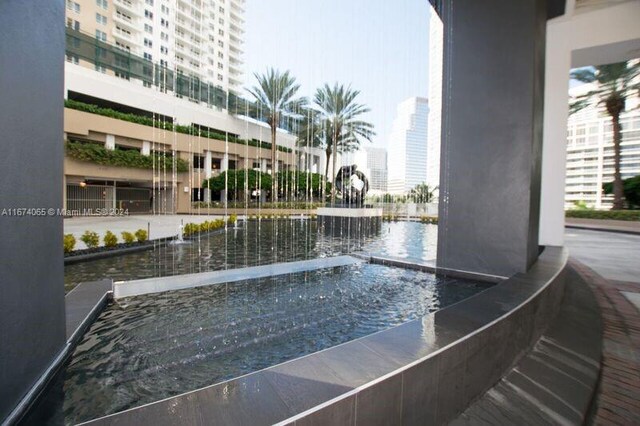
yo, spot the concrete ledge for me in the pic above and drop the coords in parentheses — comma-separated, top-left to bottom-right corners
(83, 247, 570, 425)
(361, 254, 505, 283)
(451, 261, 602, 425)
(317, 207, 383, 218)
(113, 255, 364, 299)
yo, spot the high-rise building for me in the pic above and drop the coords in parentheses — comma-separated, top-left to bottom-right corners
(565, 83, 640, 209)
(387, 97, 429, 194)
(65, 0, 244, 93)
(426, 9, 443, 191)
(354, 147, 388, 193)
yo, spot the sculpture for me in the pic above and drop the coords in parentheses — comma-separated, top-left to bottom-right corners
(334, 164, 369, 206)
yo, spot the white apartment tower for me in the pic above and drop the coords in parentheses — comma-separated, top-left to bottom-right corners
(426, 9, 443, 190)
(565, 83, 640, 209)
(66, 0, 244, 93)
(387, 97, 429, 194)
(354, 147, 388, 193)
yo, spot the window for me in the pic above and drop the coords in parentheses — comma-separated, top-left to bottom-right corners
(116, 41, 131, 51)
(160, 59, 168, 67)
(96, 0, 108, 9)
(95, 64, 107, 73)
(66, 18, 80, 31)
(144, 38, 153, 47)
(67, 1, 80, 13)
(192, 188, 205, 202)
(193, 155, 205, 169)
(145, 0, 154, 5)
(161, 5, 169, 14)
(219, 18, 224, 24)
(161, 18, 169, 28)
(218, 40, 224, 47)
(144, 24, 153, 33)
(145, 10, 153, 19)
(217, 74, 223, 81)
(96, 30, 107, 42)
(218, 52, 223, 59)
(219, 6, 224, 13)
(161, 46, 168, 54)
(96, 13, 107, 25)
(218, 29, 224, 36)
(66, 54, 79, 64)
(144, 52, 153, 61)
(161, 32, 169, 41)
(217, 63, 223, 69)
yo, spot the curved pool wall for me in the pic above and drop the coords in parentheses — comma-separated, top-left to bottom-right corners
(76, 246, 568, 425)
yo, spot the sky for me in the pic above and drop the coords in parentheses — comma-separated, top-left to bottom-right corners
(242, 0, 432, 149)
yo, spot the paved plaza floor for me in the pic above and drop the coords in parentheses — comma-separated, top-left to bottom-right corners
(565, 228, 640, 425)
(64, 214, 224, 249)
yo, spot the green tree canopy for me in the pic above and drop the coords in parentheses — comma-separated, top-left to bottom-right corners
(247, 68, 306, 201)
(603, 175, 640, 209)
(408, 183, 437, 203)
(203, 169, 272, 200)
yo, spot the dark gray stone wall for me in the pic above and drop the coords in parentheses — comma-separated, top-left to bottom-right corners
(0, 0, 66, 422)
(436, 0, 547, 277)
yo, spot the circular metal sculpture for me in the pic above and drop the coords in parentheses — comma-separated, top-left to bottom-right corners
(335, 164, 369, 206)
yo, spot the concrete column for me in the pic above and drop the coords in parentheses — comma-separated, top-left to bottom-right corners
(141, 141, 151, 156)
(539, 30, 570, 246)
(105, 134, 115, 150)
(261, 158, 268, 173)
(435, 0, 547, 277)
(204, 150, 212, 203)
(0, 1, 65, 422)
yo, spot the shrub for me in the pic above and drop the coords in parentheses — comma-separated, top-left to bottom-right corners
(104, 231, 118, 247)
(63, 234, 76, 253)
(183, 223, 200, 236)
(565, 210, 640, 221)
(65, 100, 292, 154)
(80, 230, 100, 248)
(420, 216, 438, 224)
(66, 141, 189, 173)
(121, 231, 136, 244)
(134, 229, 148, 242)
(228, 214, 238, 224)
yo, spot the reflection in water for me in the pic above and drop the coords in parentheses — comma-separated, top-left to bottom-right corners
(33, 262, 489, 425)
(65, 220, 438, 291)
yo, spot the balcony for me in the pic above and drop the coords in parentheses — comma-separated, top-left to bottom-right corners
(114, 0, 142, 17)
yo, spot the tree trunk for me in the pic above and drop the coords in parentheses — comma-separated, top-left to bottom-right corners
(331, 126, 340, 205)
(271, 124, 277, 203)
(324, 148, 331, 201)
(611, 113, 624, 210)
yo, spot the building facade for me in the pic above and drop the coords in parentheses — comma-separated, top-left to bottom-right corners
(63, 1, 325, 214)
(354, 147, 387, 194)
(66, 0, 244, 93)
(565, 83, 640, 209)
(387, 97, 429, 194)
(426, 9, 443, 191)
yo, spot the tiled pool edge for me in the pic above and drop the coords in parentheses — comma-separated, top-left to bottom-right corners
(112, 255, 364, 298)
(8, 280, 114, 426)
(79, 246, 569, 426)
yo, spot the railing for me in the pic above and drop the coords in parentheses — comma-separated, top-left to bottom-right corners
(64, 28, 299, 132)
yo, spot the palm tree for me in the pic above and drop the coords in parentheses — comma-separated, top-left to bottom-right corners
(408, 183, 437, 204)
(247, 68, 305, 201)
(311, 83, 375, 204)
(570, 61, 639, 209)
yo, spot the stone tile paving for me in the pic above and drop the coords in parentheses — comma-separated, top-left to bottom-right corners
(572, 262, 640, 425)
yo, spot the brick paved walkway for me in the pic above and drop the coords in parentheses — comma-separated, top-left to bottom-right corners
(572, 261, 640, 425)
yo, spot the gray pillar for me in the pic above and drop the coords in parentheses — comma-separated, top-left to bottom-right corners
(0, 1, 65, 422)
(435, 0, 546, 277)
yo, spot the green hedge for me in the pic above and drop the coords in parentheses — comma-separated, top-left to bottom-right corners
(192, 201, 323, 209)
(565, 210, 640, 221)
(65, 99, 292, 153)
(66, 140, 189, 172)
